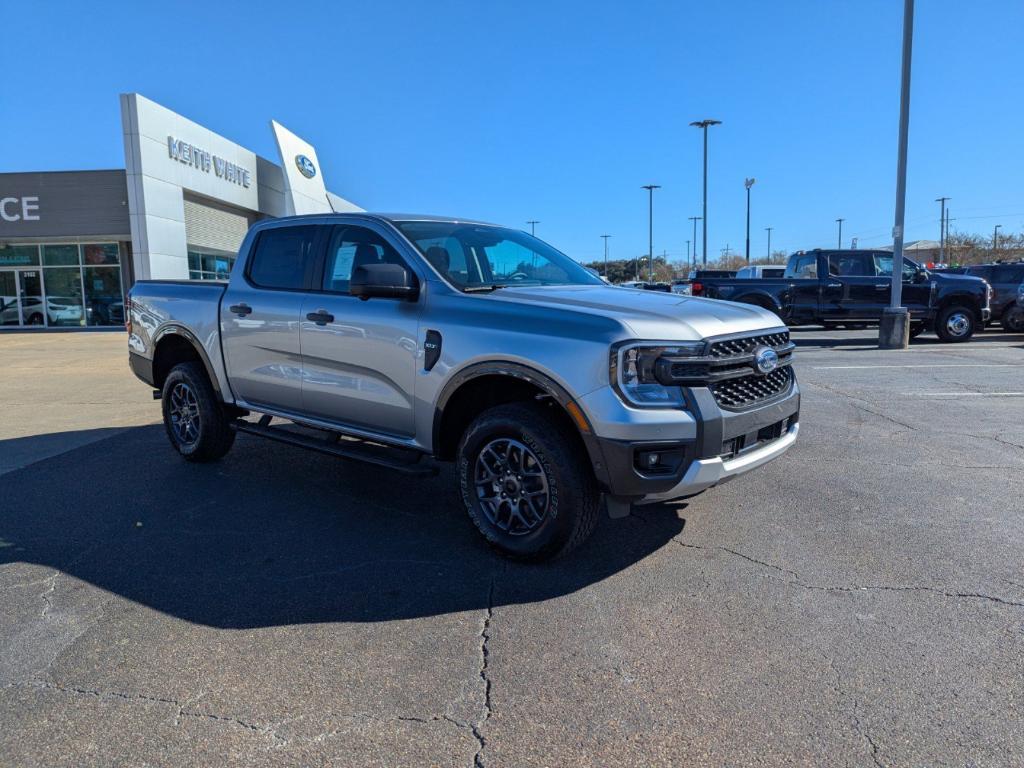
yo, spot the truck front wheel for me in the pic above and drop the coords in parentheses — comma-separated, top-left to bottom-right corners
(457, 402, 600, 560)
(161, 362, 236, 462)
(935, 305, 976, 343)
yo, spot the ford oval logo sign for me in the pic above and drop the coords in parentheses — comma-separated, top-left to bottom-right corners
(295, 154, 316, 179)
(753, 345, 779, 375)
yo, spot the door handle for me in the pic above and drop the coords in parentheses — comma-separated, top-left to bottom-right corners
(875, 285, 889, 290)
(229, 303, 252, 316)
(826, 282, 842, 289)
(306, 309, 335, 325)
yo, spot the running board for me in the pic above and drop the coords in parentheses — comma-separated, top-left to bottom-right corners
(231, 419, 438, 476)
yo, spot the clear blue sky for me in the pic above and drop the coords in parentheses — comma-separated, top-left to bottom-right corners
(2, 0, 1021, 264)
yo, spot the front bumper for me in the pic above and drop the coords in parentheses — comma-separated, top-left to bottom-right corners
(589, 379, 800, 503)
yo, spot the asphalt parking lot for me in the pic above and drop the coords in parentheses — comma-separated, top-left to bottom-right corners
(1, 327, 1023, 767)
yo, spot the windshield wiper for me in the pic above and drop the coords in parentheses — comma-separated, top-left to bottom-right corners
(462, 284, 506, 293)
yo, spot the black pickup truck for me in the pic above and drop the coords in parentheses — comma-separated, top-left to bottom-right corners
(695, 249, 992, 342)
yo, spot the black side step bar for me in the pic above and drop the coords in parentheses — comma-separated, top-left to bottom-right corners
(231, 419, 438, 476)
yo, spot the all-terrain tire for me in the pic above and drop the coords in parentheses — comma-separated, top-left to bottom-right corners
(457, 402, 600, 561)
(934, 305, 976, 343)
(161, 361, 236, 462)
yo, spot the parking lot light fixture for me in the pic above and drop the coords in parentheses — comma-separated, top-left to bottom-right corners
(765, 226, 773, 259)
(690, 119, 721, 265)
(601, 234, 611, 277)
(836, 218, 845, 250)
(745, 178, 756, 262)
(688, 216, 702, 268)
(994, 224, 1002, 251)
(642, 185, 661, 281)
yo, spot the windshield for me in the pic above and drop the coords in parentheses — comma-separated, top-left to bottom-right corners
(394, 221, 603, 289)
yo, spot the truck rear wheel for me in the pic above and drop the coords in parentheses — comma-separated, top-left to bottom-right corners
(457, 402, 599, 561)
(935, 305, 976, 343)
(161, 361, 236, 462)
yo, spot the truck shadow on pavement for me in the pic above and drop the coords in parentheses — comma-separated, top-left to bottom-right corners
(789, 326, 1024, 349)
(0, 425, 685, 628)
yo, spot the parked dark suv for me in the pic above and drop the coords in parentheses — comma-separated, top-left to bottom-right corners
(961, 262, 1024, 331)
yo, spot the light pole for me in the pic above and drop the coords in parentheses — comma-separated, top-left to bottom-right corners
(994, 224, 1002, 252)
(686, 239, 691, 265)
(835, 218, 845, 249)
(744, 178, 756, 262)
(880, 0, 915, 350)
(765, 226, 773, 259)
(642, 185, 661, 281)
(601, 234, 611, 277)
(935, 197, 950, 263)
(690, 119, 721, 265)
(526, 220, 539, 236)
(688, 216, 702, 268)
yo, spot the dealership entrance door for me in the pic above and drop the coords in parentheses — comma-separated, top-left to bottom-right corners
(0, 269, 45, 327)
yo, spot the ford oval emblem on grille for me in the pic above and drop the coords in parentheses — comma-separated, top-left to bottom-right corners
(753, 345, 778, 375)
(295, 154, 316, 179)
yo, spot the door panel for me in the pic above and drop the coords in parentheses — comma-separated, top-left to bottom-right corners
(19, 270, 45, 326)
(219, 225, 321, 412)
(299, 224, 421, 437)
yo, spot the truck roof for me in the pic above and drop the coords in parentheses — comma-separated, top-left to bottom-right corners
(264, 212, 502, 228)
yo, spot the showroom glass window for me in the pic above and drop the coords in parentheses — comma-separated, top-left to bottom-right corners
(188, 249, 236, 281)
(0, 242, 125, 328)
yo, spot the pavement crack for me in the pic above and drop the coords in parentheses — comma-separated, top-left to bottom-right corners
(18, 681, 287, 746)
(471, 576, 496, 768)
(852, 698, 885, 768)
(673, 538, 1024, 608)
(673, 540, 800, 580)
(38, 571, 59, 619)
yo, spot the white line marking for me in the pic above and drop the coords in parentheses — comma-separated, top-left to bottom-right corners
(903, 392, 1024, 397)
(813, 364, 1021, 370)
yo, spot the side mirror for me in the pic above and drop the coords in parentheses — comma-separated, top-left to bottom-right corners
(913, 268, 929, 284)
(350, 263, 419, 301)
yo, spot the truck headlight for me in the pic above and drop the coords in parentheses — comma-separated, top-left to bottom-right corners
(611, 342, 703, 407)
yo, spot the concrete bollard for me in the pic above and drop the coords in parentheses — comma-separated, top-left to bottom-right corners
(879, 307, 910, 349)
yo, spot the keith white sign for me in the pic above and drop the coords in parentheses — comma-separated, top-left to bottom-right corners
(168, 137, 251, 188)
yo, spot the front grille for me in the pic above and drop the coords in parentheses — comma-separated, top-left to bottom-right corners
(709, 331, 790, 358)
(710, 366, 792, 410)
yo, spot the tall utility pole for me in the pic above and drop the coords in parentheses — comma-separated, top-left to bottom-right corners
(880, 0, 915, 350)
(600, 234, 611, 277)
(835, 218, 845, 249)
(765, 226, 773, 259)
(690, 119, 721, 265)
(641, 185, 660, 281)
(688, 216, 702, 268)
(994, 224, 1002, 251)
(526, 220, 539, 236)
(744, 178, 756, 262)
(935, 197, 950, 263)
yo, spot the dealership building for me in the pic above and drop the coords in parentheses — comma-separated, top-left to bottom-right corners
(0, 93, 358, 328)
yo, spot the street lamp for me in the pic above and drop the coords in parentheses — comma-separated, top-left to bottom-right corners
(835, 218, 845, 249)
(880, 0, 915, 350)
(601, 234, 611, 277)
(935, 197, 950, 263)
(690, 119, 722, 265)
(526, 220, 539, 236)
(688, 216, 702, 268)
(994, 224, 1002, 251)
(765, 226, 773, 259)
(744, 178, 756, 262)
(641, 185, 661, 281)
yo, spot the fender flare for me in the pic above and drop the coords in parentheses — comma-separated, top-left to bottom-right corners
(432, 360, 613, 490)
(152, 324, 225, 400)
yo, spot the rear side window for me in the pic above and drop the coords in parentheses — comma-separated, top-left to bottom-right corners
(247, 226, 319, 290)
(993, 265, 1024, 284)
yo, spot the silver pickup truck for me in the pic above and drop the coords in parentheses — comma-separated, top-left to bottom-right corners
(128, 213, 800, 559)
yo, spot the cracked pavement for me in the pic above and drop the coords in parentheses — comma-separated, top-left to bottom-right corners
(1, 329, 1023, 766)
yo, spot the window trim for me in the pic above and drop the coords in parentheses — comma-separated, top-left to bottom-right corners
(243, 225, 327, 293)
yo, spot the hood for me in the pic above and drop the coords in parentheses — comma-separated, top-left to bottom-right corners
(487, 284, 783, 340)
(932, 271, 987, 287)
